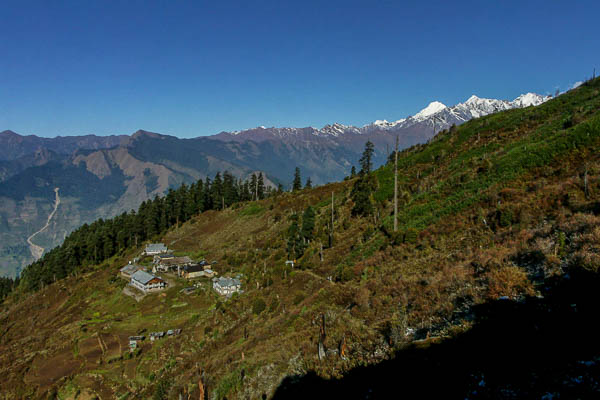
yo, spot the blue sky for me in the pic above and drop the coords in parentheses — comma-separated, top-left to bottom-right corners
(1, 0, 598, 138)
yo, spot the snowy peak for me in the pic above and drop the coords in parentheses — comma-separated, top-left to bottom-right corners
(511, 93, 550, 108)
(414, 101, 447, 120)
(211, 89, 551, 141)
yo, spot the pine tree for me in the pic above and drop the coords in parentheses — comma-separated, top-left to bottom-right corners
(211, 173, 223, 209)
(301, 206, 316, 243)
(202, 177, 212, 210)
(359, 141, 375, 175)
(257, 173, 265, 199)
(286, 213, 303, 259)
(223, 171, 237, 207)
(250, 174, 258, 200)
(305, 177, 312, 189)
(351, 173, 376, 217)
(292, 167, 302, 191)
(350, 166, 357, 178)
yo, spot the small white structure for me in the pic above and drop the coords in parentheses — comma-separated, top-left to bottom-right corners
(212, 276, 242, 296)
(130, 270, 166, 292)
(143, 243, 168, 256)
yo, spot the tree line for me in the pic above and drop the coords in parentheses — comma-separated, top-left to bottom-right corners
(14, 171, 277, 294)
(0, 276, 17, 301)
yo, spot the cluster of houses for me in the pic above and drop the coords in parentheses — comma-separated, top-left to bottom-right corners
(119, 243, 242, 297)
(129, 329, 181, 350)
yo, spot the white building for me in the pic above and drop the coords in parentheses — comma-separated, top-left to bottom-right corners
(130, 270, 166, 292)
(212, 276, 242, 296)
(143, 243, 168, 256)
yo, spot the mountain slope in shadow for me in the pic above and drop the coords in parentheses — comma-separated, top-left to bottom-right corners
(273, 268, 600, 399)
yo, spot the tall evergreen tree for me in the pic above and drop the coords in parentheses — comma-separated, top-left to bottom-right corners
(223, 171, 237, 207)
(211, 173, 223, 209)
(250, 174, 258, 200)
(286, 213, 304, 260)
(305, 177, 312, 189)
(257, 173, 265, 199)
(301, 206, 316, 243)
(292, 167, 302, 191)
(359, 141, 375, 175)
(351, 174, 377, 217)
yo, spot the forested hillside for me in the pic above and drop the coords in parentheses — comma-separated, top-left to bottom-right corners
(16, 171, 275, 292)
(1, 78, 599, 399)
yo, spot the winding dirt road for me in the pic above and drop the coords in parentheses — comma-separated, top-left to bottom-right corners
(27, 187, 60, 260)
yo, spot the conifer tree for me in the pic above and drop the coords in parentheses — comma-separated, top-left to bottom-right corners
(359, 140, 375, 174)
(286, 213, 303, 259)
(250, 174, 258, 200)
(223, 171, 237, 207)
(305, 177, 312, 189)
(211, 173, 223, 209)
(203, 177, 213, 210)
(350, 166, 357, 178)
(301, 206, 316, 243)
(257, 173, 265, 199)
(292, 167, 302, 191)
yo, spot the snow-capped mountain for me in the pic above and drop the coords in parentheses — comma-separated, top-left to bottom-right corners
(212, 92, 551, 145)
(361, 92, 550, 133)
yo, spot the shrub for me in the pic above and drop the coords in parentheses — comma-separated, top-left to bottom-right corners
(252, 298, 267, 315)
(293, 292, 305, 305)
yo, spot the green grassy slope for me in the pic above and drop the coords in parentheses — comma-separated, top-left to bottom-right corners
(1, 78, 600, 399)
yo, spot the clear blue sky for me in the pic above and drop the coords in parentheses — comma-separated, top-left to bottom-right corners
(1, 0, 598, 138)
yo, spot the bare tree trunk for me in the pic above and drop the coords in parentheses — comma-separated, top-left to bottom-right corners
(330, 192, 334, 245)
(318, 313, 327, 360)
(394, 134, 399, 232)
(584, 163, 589, 199)
(319, 241, 323, 262)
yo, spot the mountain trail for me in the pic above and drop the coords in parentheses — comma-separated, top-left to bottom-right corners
(27, 187, 60, 261)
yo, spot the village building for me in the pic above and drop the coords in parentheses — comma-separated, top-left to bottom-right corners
(212, 276, 242, 296)
(153, 256, 194, 273)
(130, 270, 166, 292)
(120, 263, 145, 279)
(153, 253, 175, 264)
(128, 335, 145, 350)
(143, 243, 168, 256)
(149, 331, 165, 342)
(181, 264, 217, 279)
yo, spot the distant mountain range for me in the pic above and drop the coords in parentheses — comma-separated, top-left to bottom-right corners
(0, 91, 550, 277)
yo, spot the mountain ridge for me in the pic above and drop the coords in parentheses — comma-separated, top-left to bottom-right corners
(0, 90, 551, 278)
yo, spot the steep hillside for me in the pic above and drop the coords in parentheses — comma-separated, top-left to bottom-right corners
(1, 79, 599, 399)
(0, 91, 548, 278)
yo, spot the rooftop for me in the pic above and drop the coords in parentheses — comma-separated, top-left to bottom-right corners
(214, 276, 241, 288)
(131, 270, 159, 284)
(145, 243, 168, 252)
(185, 264, 204, 273)
(120, 264, 143, 274)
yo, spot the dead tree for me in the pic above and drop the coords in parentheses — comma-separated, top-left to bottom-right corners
(584, 162, 590, 199)
(318, 313, 327, 360)
(394, 134, 399, 232)
(329, 192, 334, 247)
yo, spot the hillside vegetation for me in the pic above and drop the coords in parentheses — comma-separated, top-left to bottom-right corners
(1, 78, 600, 399)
